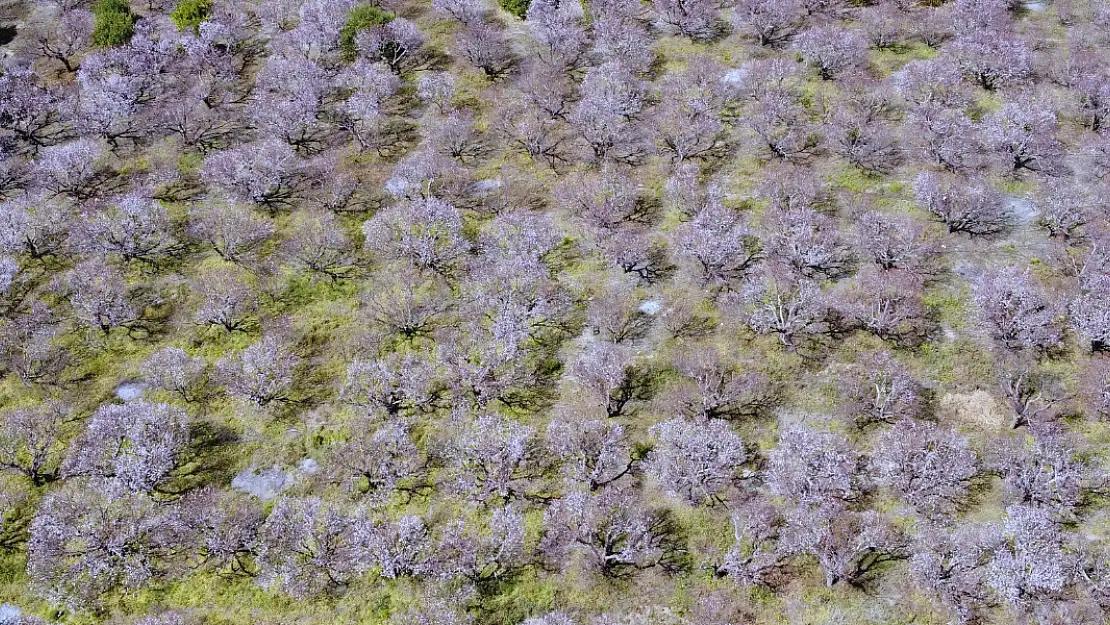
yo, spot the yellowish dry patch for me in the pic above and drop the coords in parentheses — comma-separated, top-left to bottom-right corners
(937, 390, 1010, 431)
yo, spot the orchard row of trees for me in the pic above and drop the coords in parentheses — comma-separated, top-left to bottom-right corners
(3, 0, 1110, 622)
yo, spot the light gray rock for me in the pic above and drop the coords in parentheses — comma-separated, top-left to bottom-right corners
(114, 381, 148, 402)
(0, 604, 23, 625)
(231, 466, 294, 501)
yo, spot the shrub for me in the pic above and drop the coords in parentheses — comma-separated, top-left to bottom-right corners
(170, 0, 212, 33)
(339, 4, 393, 61)
(91, 0, 136, 47)
(500, 0, 531, 17)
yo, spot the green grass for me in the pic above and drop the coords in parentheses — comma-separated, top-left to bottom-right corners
(499, 0, 530, 18)
(918, 339, 995, 389)
(869, 42, 937, 77)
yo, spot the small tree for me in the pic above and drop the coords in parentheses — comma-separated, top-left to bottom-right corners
(91, 0, 135, 47)
(714, 503, 790, 587)
(744, 94, 821, 161)
(905, 106, 984, 173)
(995, 358, 1069, 430)
(433, 0, 489, 24)
(256, 497, 368, 598)
(456, 24, 516, 78)
(653, 0, 724, 40)
(31, 139, 106, 201)
(738, 270, 828, 352)
(993, 436, 1088, 519)
(192, 266, 258, 333)
(592, 2, 655, 71)
(340, 353, 439, 415)
(448, 413, 546, 505)
(339, 62, 402, 152)
(949, 31, 1033, 91)
(179, 488, 263, 577)
(793, 27, 868, 80)
(141, 347, 208, 402)
(835, 267, 928, 343)
(762, 207, 854, 280)
(766, 422, 864, 506)
(363, 515, 431, 579)
(835, 351, 922, 428)
(1071, 286, 1110, 353)
(892, 58, 972, 110)
(0, 302, 71, 385)
(781, 507, 908, 588)
(0, 195, 71, 260)
(1081, 360, 1110, 420)
(356, 19, 427, 75)
(418, 73, 457, 113)
(61, 258, 137, 335)
(422, 111, 484, 163)
(339, 5, 393, 61)
(754, 164, 828, 212)
(872, 420, 979, 520)
(1070, 241, 1110, 351)
(170, 0, 212, 32)
(187, 200, 275, 265)
(201, 140, 314, 208)
(667, 351, 778, 421)
(540, 489, 688, 578)
(76, 195, 177, 263)
(546, 417, 636, 491)
(28, 485, 184, 609)
(62, 401, 189, 493)
(732, 0, 806, 46)
(645, 417, 747, 505)
(853, 211, 940, 275)
(1033, 179, 1098, 240)
(653, 59, 729, 161)
(569, 62, 651, 163)
(433, 505, 526, 583)
(362, 197, 470, 275)
(0, 401, 71, 486)
(361, 274, 454, 343)
(526, 0, 590, 72)
(982, 100, 1065, 175)
(859, 4, 907, 49)
(913, 172, 1011, 236)
(326, 421, 426, 498)
(20, 9, 93, 74)
(910, 524, 1002, 624)
(670, 195, 759, 288)
(569, 342, 655, 419)
(217, 335, 300, 406)
(826, 103, 900, 174)
(987, 505, 1078, 612)
(585, 284, 654, 344)
(973, 268, 1064, 353)
(557, 168, 653, 233)
(280, 211, 356, 281)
